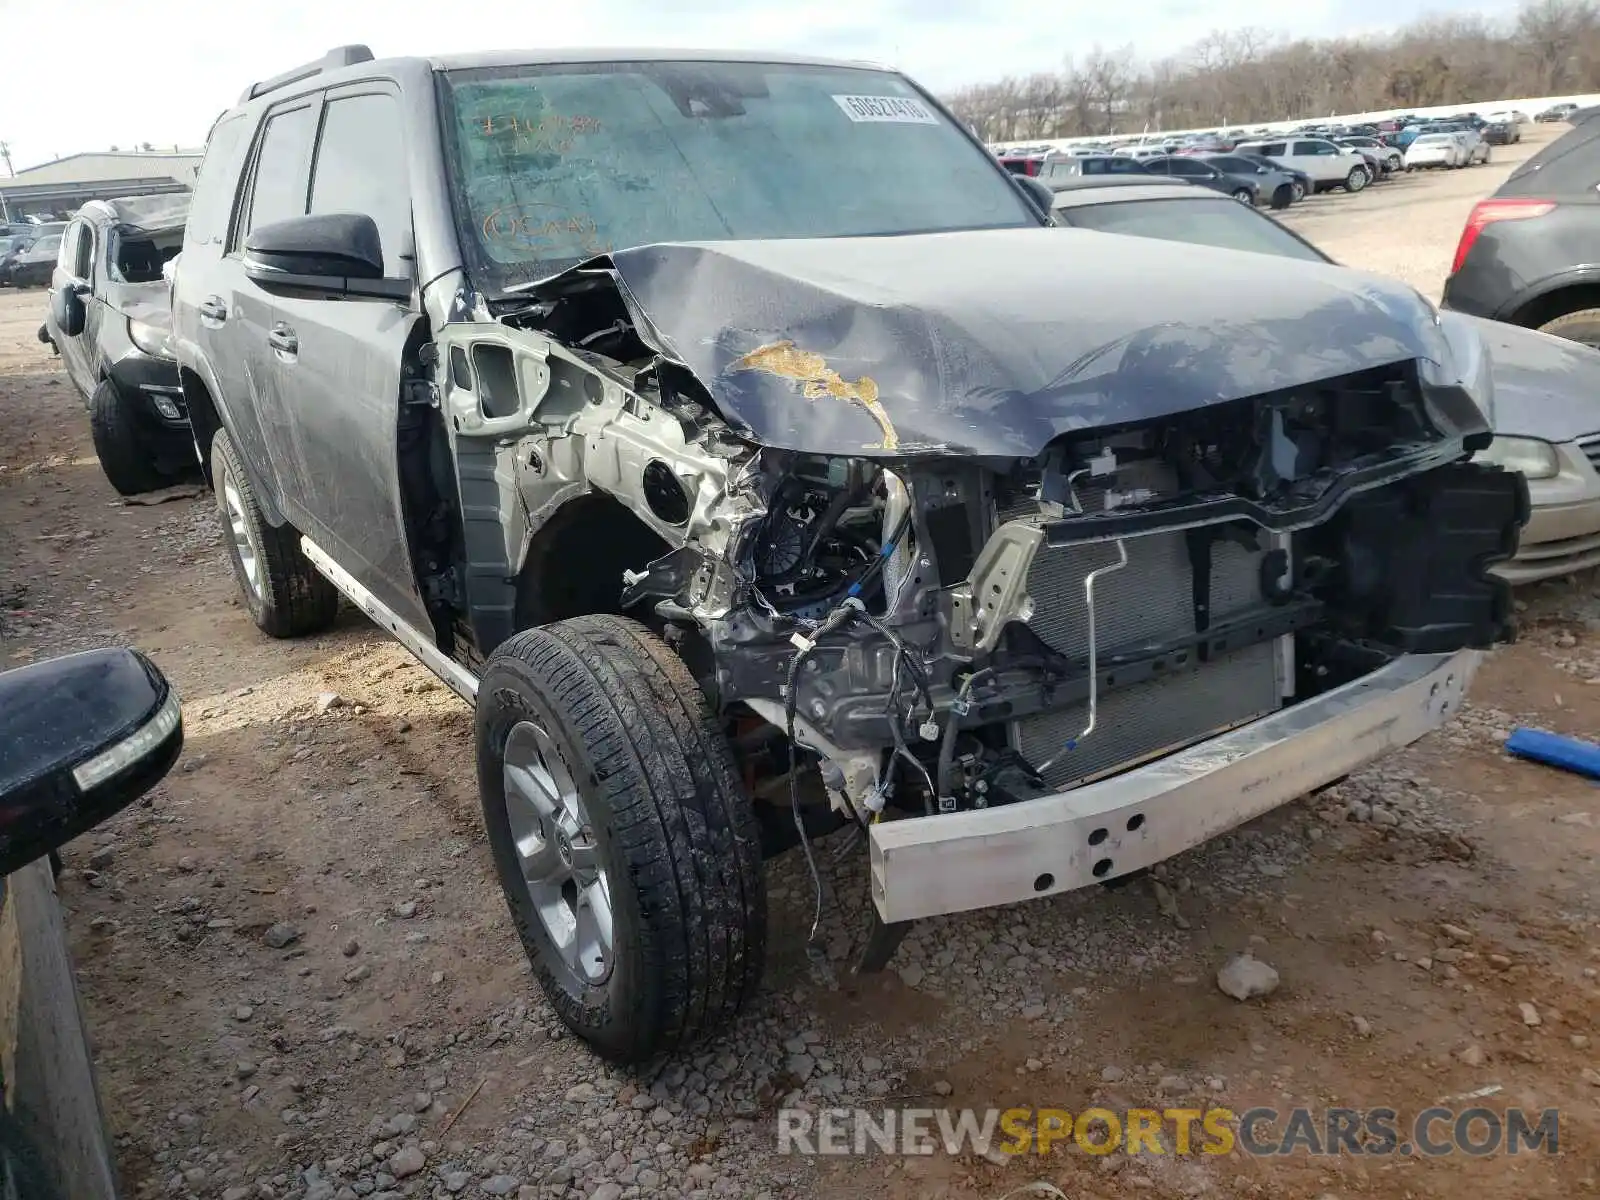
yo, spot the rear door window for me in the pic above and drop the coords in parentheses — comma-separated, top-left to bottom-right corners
(1257, 142, 1286, 156)
(186, 113, 250, 248)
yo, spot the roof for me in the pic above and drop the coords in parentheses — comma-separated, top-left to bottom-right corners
(82, 194, 190, 234)
(1050, 180, 1208, 207)
(232, 45, 896, 110)
(2, 152, 203, 188)
(424, 47, 880, 73)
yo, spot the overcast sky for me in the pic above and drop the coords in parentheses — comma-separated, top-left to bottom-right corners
(1, 0, 1515, 172)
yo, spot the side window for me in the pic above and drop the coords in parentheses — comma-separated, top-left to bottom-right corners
(186, 113, 250, 248)
(1166, 159, 1206, 177)
(1110, 158, 1143, 173)
(57, 222, 83, 272)
(72, 220, 94, 280)
(1258, 142, 1286, 157)
(308, 92, 412, 275)
(237, 103, 319, 247)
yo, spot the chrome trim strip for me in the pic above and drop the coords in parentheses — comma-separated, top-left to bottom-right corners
(299, 537, 479, 704)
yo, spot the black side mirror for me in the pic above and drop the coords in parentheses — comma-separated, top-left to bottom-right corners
(1012, 174, 1056, 221)
(243, 213, 410, 301)
(50, 284, 86, 338)
(0, 647, 183, 876)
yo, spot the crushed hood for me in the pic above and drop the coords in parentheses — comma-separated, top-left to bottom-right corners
(538, 228, 1458, 459)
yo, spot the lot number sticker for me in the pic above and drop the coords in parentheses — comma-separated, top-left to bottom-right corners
(832, 94, 940, 125)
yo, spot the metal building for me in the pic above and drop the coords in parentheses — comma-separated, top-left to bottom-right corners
(0, 152, 202, 221)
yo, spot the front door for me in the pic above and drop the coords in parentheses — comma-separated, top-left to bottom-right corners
(49, 219, 98, 398)
(260, 85, 430, 634)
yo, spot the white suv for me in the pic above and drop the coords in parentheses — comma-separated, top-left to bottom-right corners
(1233, 137, 1371, 193)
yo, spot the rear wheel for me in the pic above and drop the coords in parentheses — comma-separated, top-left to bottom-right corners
(1230, 187, 1253, 203)
(475, 615, 766, 1063)
(1537, 308, 1600, 351)
(1344, 166, 1369, 192)
(211, 428, 339, 638)
(89, 378, 167, 496)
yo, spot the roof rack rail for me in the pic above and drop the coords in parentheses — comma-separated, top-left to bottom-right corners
(240, 45, 375, 104)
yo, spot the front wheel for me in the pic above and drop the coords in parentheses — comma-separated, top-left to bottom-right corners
(89, 379, 167, 496)
(1344, 166, 1369, 192)
(1290, 180, 1307, 202)
(211, 428, 340, 638)
(1269, 184, 1294, 209)
(475, 615, 766, 1064)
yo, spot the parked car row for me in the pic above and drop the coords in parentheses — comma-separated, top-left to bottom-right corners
(1, 223, 67, 287)
(995, 96, 1589, 167)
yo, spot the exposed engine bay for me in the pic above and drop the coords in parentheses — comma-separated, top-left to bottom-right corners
(412, 233, 1524, 908)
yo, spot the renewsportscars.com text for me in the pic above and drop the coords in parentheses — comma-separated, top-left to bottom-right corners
(777, 1105, 1560, 1158)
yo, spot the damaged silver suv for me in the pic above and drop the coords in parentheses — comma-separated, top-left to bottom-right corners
(171, 45, 1526, 1063)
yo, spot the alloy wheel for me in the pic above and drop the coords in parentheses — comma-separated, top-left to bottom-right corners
(502, 720, 614, 985)
(221, 478, 261, 599)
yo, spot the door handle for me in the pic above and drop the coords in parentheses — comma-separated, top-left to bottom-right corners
(198, 296, 228, 323)
(267, 324, 298, 357)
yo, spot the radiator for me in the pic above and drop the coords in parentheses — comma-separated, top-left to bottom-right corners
(998, 477, 1287, 791)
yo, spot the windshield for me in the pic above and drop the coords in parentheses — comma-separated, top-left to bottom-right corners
(1057, 196, 1329, 265)
(439, 59, 1037, 292)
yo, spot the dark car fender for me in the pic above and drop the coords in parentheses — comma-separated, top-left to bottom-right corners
(1493, 264, 1600, 326)
(176, 349, 290, 528)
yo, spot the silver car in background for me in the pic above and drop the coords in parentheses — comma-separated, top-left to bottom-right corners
(1405, 133, 1467, 169)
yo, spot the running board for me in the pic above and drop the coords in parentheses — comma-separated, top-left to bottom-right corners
(299, 537, 479, 705)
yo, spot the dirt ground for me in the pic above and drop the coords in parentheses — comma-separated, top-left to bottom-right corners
(1, 127, 1597, 1200)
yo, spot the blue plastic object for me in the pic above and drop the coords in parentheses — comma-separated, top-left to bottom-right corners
(1504, 727, 1600, 781)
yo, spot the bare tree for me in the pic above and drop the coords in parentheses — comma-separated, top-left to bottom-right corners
(944, 0, 1600, 140)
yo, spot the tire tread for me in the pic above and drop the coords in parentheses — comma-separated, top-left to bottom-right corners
(478, 615, 764, 1062)
(211, 429, 339, 639)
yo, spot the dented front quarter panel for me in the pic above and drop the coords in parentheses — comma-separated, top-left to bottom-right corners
(524, 227, 1463, 459)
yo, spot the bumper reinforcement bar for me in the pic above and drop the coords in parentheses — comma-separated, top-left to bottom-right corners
(868, 648, 1478, 922)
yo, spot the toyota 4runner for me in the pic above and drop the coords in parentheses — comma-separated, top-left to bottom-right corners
(171, 45, 1526, 1063)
